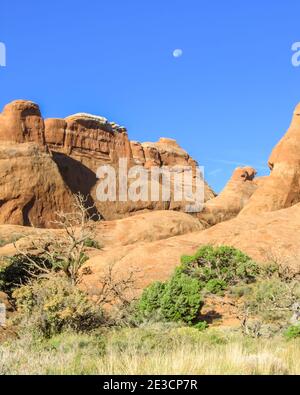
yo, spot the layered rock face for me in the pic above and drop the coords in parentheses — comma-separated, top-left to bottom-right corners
(240, 103, 300, 216)
(0, 100, 215, 226)
(44, 114, 131, 166)
(44, 113, 215, 219)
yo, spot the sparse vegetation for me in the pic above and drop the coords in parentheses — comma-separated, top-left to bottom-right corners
(13, 193, 100, 285)
(1, 231, 300, 375)
(1, 326, 300, 374)
(83, 238, 102, 250)
(136, 246, 261, 325)
(0, 254, 51, 296)
(12, 275, 103, 338)
(180, 245, 260, 287)
(0, 234, 24, 248)
(284, 324, 300, 340)
(243, 278, 300, 324)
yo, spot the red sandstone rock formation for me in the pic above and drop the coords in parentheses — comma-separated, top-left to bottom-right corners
(0, 142, 73, 227)
(0, 100, 45, 145)
(240, 103, 300, 215)
(0, 100, 215, 225)
(1, 100, 300, 297)
(198, 166, 264, 226)
(80, 202, 300, 296)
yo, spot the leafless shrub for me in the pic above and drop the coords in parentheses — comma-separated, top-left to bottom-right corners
(14, 193, 100, 285)
(85, 263, 141, 326)
(262, 247, 300, 283)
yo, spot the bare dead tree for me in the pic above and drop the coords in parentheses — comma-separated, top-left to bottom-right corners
(14, 193, 101, 285)
(83, 263, 140, 325)
(262, 247, 300, 283)
(95, 264, 139, 307)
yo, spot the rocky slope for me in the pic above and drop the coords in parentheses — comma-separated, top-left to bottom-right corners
(79, 202, 300, 297)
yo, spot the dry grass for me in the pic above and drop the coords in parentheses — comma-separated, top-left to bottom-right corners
(0, 326, 299, 375)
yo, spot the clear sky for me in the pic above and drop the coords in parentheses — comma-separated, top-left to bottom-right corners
(1, 0, 300, 191)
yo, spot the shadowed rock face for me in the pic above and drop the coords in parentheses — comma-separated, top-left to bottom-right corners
(240, 103, 300, 216)
(0, 100, 215, 226)
(0, 142, 74, 227)
(44, 113, 215, 220)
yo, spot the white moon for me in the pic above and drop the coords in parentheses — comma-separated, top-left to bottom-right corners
(173, 49, 183, 58)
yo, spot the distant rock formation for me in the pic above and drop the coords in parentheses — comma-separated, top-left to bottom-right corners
(0, 100, 215, 226)
(198, 166, 263, 226)
(240, 103, 300, 215)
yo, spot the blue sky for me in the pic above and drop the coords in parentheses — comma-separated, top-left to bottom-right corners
(1, 0, 300, 191)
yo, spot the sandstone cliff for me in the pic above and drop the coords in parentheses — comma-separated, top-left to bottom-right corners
(0, 100, 215, 226)
(240, 103, 300, 215)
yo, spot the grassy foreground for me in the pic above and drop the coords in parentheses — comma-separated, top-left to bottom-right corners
(1, 325, 299, 375)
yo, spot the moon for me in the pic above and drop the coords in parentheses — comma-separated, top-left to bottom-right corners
(173, 49, 183, 58)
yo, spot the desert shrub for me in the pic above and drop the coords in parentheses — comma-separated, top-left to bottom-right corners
(138, 281, 166, 319)
(14, 193, 100, 285)
(204, 279, 227, 295)
(0, 255, 51, 296)
(228, 284, 252, 298)
(160, 273, 203, 323)
(12, 275, 103, 338)
(137, 272, 203, 324)
(193, 321, 208, 331)
(179, 246, 259, 289)
(136, 246, 260, 324)
(244, 278, 300, 324)
(83, 238, 102, 249)
(284, 324, 300, 340)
